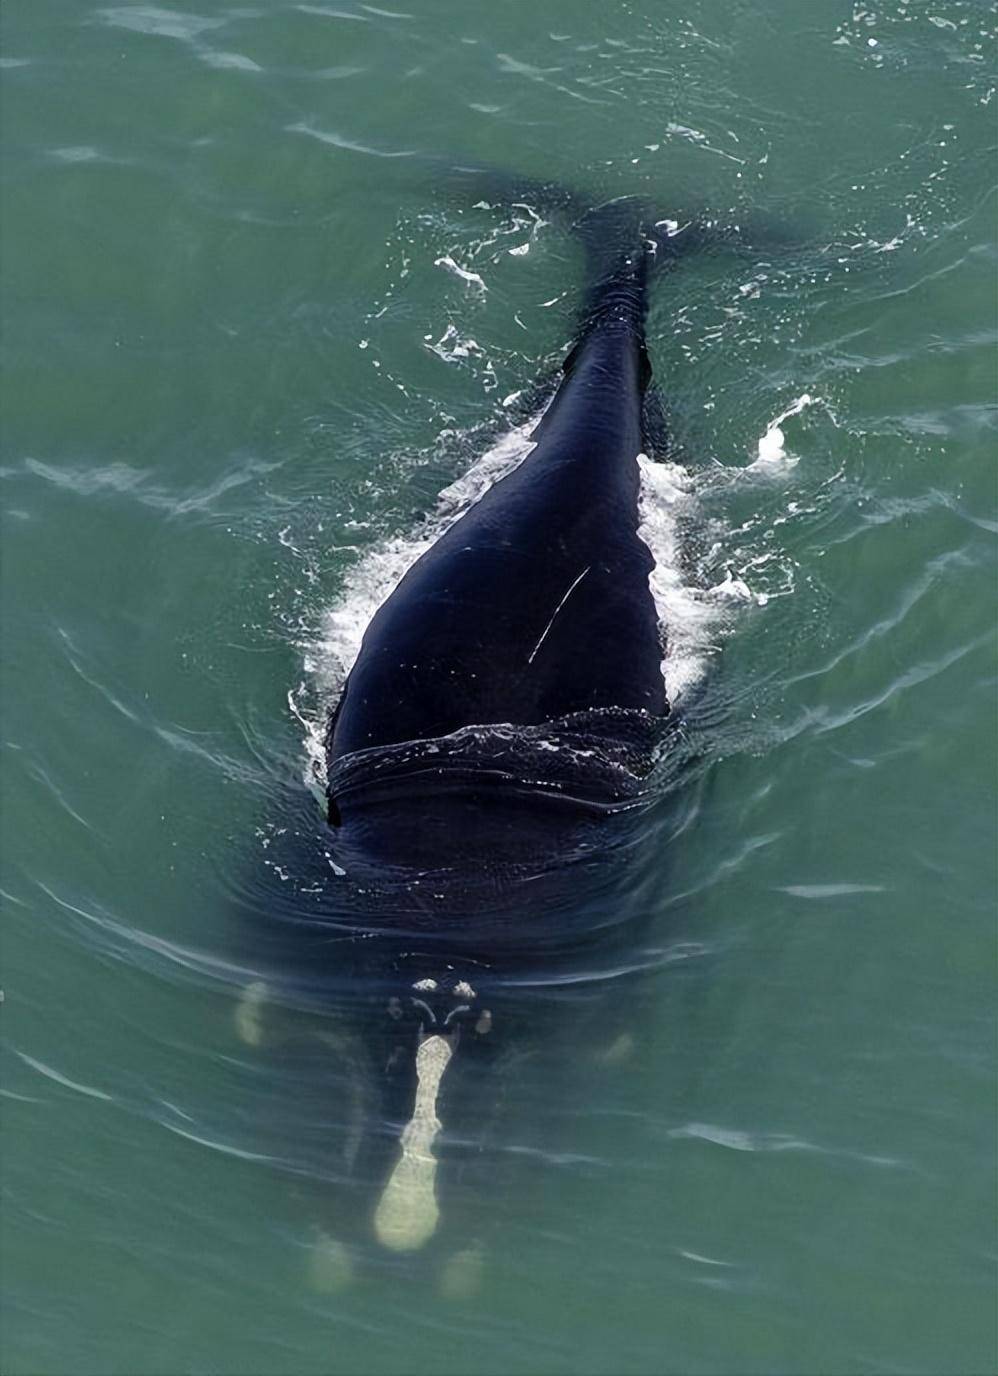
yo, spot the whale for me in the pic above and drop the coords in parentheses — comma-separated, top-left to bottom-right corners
(237, 194, 706, 1278)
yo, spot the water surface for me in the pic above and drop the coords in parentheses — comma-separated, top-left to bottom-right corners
(2, 2, 996, 1373)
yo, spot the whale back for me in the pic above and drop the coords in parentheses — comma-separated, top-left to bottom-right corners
(325, 357, 664, 761)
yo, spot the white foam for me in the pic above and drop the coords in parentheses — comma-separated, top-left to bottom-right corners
(433, 255, 487, 292)
(636, 456, 741, 702)
(750, 394, 815, 472)
(425, 323, 482, 363)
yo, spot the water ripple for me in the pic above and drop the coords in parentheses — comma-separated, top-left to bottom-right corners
(12, 1050, 115, 1104)
(20, 456, 281, 518)
(95, 6, 226, 41)
(668, 1121, 908, 1169)
(286, 121, 417, 158)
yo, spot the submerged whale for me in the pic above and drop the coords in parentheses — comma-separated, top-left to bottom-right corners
(240, 194, 705, 1275)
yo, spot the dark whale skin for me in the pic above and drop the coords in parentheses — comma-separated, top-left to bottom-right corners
(325, 247, 667, 774)
(238, 212, 701, 1266)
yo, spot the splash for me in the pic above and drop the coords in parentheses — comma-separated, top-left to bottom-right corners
(637, 455, 747, 702)
(750, 394, 816, 472)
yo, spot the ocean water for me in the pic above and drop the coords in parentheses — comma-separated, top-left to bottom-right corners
(1, 2, 996, 1373)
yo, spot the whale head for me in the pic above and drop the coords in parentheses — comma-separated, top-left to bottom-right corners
(365, 962, 495, 1253)
(386, 968, 492, 1042)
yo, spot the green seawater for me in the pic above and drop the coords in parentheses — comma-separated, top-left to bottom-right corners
(2, 2, 996, 1373)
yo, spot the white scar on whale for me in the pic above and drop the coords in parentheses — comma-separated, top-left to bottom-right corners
(527, 564, 591, 665)
(373, 1033, 454, 1251)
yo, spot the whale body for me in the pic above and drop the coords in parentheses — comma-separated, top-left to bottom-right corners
(242, 197, 702, 1271)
